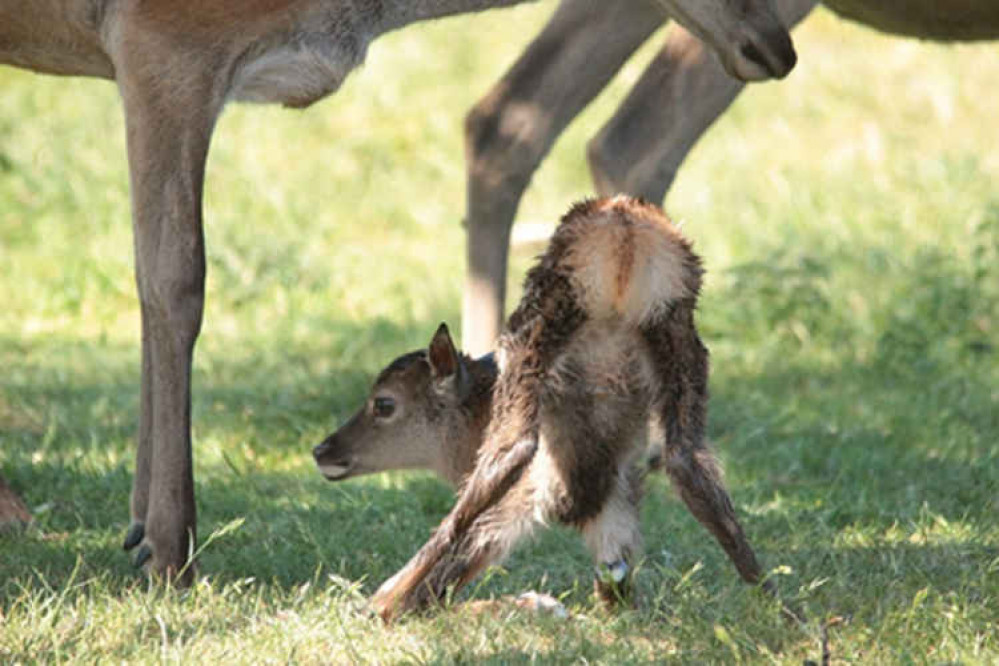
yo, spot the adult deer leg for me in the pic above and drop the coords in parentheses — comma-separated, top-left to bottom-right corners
(461, 0, 663, 355)
(123, 301, 155, 551)
(588, 0, 817, 201)
(115, 41, 224, 583)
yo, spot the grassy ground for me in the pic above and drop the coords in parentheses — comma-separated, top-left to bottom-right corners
(2, 5, 997, 663)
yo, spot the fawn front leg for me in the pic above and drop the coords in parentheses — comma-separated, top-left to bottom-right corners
(373, 481, 541, 620)
(370, 434, 539, 621)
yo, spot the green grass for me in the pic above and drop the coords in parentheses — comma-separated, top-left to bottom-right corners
(2, 6, 998, 663)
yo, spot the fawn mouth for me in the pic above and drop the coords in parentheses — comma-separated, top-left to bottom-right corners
(319, 460, 354, 480)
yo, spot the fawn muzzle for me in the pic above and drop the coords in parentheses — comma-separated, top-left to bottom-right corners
(313, 437, 355, 481)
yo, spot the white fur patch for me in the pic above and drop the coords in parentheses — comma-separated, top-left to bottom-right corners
(564, 204, 693, 326)
(581, 467, 643, 564)
(230, 37, 367, 107)
(515, 591, 568, 619)
(319, 463, 351, 479)
(527, 441, 561, 526)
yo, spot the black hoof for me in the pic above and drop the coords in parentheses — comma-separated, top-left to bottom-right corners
(123, 522, 145, 551)
(134, 543, 153, 568)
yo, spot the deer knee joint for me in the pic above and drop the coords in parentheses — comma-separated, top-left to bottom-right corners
(464, 100, 547, 205)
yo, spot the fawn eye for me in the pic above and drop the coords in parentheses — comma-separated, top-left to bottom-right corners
(372, 396, 396, 419)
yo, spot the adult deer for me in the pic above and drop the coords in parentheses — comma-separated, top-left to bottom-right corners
(0, 0, 794, 583)
(461, 0, 999, 356)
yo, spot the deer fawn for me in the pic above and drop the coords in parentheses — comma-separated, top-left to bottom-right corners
(315, 196, 775, 621)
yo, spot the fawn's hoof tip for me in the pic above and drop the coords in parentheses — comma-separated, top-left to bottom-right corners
(368, 595, 395, 624)
(123, 522, 145, 551)
(598, 560, 629, 584)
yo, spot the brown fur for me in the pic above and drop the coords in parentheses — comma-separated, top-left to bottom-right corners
(321, 197, 771, 622)
(314, 337, 498, 486)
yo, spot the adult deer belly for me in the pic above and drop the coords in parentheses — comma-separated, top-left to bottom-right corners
(824, 0, 999, 41)
(229, 32, 369, 108)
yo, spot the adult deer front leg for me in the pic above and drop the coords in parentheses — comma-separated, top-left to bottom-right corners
(461, 0, 663, 356)
(115, 43, 224, 583)
(588, 0, 817, 200)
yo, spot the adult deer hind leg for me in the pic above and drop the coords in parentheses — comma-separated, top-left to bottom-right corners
(461, 0, 663, 356)
(588, 0, 817, 201)
(112, 28, 227, 584)
(641, 305, 768, 590)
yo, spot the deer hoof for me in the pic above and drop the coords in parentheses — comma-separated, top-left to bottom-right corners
(375, 602, 396, 624)
(594, 560, 632, 606)
(123, 521, 145, 551)
(133, 543, 153, 568)
(368, 592, 398, 624)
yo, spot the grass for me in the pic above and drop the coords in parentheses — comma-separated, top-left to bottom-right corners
(1, 5, 998, 663)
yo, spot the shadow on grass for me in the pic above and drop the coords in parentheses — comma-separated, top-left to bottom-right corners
(1, 247, 996, 621)
(0, 315, 445, 597)
(710, 352, 997, 523)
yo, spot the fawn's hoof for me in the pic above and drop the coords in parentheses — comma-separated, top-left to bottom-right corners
(594, 560, 632, 606)
(369, 591, 398, 624)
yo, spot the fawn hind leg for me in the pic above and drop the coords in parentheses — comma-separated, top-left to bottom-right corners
(664, 439, 810, 621)
(663, 441, 767, 587)
(643, 307, 767, 588)
(581, 462, 644, 606)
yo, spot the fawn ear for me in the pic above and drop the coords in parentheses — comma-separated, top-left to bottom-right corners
(428, 323, 459, 379)
(428, 323, 471, 400)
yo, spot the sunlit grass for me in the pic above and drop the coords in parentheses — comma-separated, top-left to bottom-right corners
(2, 6, 998, 663)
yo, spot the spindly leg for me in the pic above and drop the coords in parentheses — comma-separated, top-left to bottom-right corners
(581, 464, 644, 606)
(642, 306, 767, 588)
(372, 474, 540, 620)
(113, 23, 224, 583)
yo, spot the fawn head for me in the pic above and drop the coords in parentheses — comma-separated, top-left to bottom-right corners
(313, 324, 495, 485)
